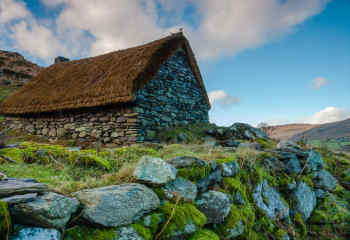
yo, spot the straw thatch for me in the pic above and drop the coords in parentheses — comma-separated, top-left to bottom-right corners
(0, 32, 210, 115)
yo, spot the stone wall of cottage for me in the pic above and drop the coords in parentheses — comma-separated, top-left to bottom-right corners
(1, 105, 139, 145)
(135, 48, 209, 141)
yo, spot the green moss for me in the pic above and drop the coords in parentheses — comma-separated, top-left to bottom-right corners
(131, 223, 152, 240)
(300, 175, 314, 188)
(143, 213, 163, 234)
(294, 213, 307, 238)
(63, 226, 117, 240)
(152, 188, 167, 200)
(189, 229, 219, 240)
(0, 148, 23, 162)
(216, 204, 255, 238)
(310, 194, 350, 225)
(256, 138, 276, 149)
(177, 164, 211, 182)
(0, 201, 11, 238)
(222, 177, 249, 203)
(159, 201, 206, 238)
(215, 156, 237, 165)
(254, 166, 278, 187)
(275, 229, 288, 240)
(68, 151, 111, 170)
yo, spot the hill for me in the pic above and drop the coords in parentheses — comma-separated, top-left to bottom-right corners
(0, 50, 42, 101)
(263, 123, 317, 140)
(291, 118, 350, 141)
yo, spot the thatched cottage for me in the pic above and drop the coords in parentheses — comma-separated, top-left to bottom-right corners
(0, 33, 210, 144)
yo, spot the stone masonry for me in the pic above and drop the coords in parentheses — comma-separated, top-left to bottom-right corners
(1, 48, 209, 145)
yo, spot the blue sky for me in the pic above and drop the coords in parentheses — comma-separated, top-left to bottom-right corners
(0, 0, 349, 126)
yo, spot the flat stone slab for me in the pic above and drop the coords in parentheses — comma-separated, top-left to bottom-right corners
(0, 193, 37, 206)
(11, 192, 80, 228)
(0, 178, 48, 198)
(73, 183, 160, 227)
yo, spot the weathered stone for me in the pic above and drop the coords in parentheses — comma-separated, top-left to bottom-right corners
(306, 150, 324, 172)
(237, 142, 261, 150)
(41, 128, 49, 136)
(0, 178, 47, 198)
(291, 182, 316, 220)
(196, 191, 232, 224)
(73, 183, 160, 227)
(48, 128, 56, 137)
(79, 131, 88, 138)
(162, 177, 198, 201)
(10, 225, 61, 240)
(253, 180, 289, 219)
(133, 156, 177, 185)
(56, 128, 66, 137)
(168, 156, 206, 168)
(312, 169, 337, 191)
(277, 140, 301, 149)
(196, 168, 222, 193)
(284, 154, 302, 174)
(0, 193, 37, 206)
(11, 192, 80, 228)
(221, 161, 240, 177)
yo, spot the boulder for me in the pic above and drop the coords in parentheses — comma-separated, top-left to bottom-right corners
(10, 225, 61, 240)
(284, 154, 302, 174)
(196, 168, 222, 192)
(221, 161, 240, 177)
(115, 226, 145, 240)
(0, 178, 47, 198)
(133, 156, 177, 185)
(11, 192, 80, 228)
(168, 156, 206, 168)
(253, 180, 289, 219)
(73, 184, 160, 227)
(222, 139, 240, 147)
(162, 177, 198, 201)
(276, 140, 301, 149)
(306, 150, 324, 172)
(291, 182, 316, 220)
(312, 169, 338, 191)
(196, 191, 232, 224)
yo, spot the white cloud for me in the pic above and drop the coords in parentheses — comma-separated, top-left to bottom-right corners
(208, 90, 240, 105)
(0, 0, 29, 24)
(0, 0, 332, 63)
(9, 20, 67, 60)
(311, 77, 328, 89)
(306, 107, 350, 124)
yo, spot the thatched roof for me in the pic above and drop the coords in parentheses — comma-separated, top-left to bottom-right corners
(0, 32, 210, 115)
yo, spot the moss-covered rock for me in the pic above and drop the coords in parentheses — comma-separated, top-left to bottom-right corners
(0, 148, 23, 162)
(158, 201, 206, 239)
(216, 204, 255, 239)
(64, 226, 117, 240)
(189, 229, 219, 240)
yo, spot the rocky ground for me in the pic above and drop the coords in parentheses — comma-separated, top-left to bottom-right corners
(0, 123, 349, 240)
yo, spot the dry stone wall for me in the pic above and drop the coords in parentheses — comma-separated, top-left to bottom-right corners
(2, 105, 139, 145)
(136, 48, 209, 141)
